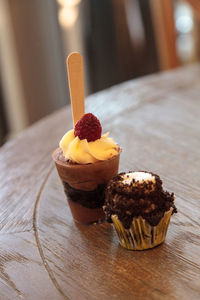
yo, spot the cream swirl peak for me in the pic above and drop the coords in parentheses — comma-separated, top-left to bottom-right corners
(59, 113, 120, 164)
(59, 130, 119, 164)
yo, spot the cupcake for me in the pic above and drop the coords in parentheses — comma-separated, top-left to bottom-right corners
(53, 113, 121, 224)
(103, 171, 177, 250)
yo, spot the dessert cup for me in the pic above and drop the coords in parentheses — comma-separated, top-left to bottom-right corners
(53, 148, 120, 224)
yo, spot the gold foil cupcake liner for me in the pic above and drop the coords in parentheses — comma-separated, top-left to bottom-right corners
(111, 207, 173, 250)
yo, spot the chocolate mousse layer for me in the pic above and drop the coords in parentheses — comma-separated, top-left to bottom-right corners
(52, 148, 120, 223)
(62, 181, 105, 208)
(104, 171, 177, 229)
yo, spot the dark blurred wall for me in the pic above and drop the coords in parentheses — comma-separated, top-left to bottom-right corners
(0, 81, 8, 145)
(7, 0, 68, 125)
(83, 0, 159, 93)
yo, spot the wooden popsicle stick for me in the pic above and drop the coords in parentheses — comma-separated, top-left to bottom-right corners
(67, 52, 85, 127)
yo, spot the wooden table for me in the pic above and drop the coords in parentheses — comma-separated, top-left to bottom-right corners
(0, 64, 200, 300)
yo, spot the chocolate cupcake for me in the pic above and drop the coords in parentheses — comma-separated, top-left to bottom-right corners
(103, 171, 177, 250)
(53, 113, 121, 224)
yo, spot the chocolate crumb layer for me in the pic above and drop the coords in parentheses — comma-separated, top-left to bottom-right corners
(63, 181, 106, 208)
(103, 171, 177, 228)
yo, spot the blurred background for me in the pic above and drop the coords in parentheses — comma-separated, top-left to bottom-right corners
(0, 0, 200, 145)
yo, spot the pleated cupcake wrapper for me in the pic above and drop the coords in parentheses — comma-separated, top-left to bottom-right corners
(111, 207, 173, 250)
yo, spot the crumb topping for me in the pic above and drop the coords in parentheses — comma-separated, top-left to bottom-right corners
(103, 171, 177, 228)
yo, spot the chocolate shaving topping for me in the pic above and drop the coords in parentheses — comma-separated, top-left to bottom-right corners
(104, 171, 177, 229)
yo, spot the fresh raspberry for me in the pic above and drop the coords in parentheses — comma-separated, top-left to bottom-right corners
(74, 113, 102, 142)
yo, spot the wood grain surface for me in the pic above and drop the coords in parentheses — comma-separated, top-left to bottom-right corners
(0, 64, 200, 299)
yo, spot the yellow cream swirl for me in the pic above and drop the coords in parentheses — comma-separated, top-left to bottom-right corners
(59, 129, 119, 164)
